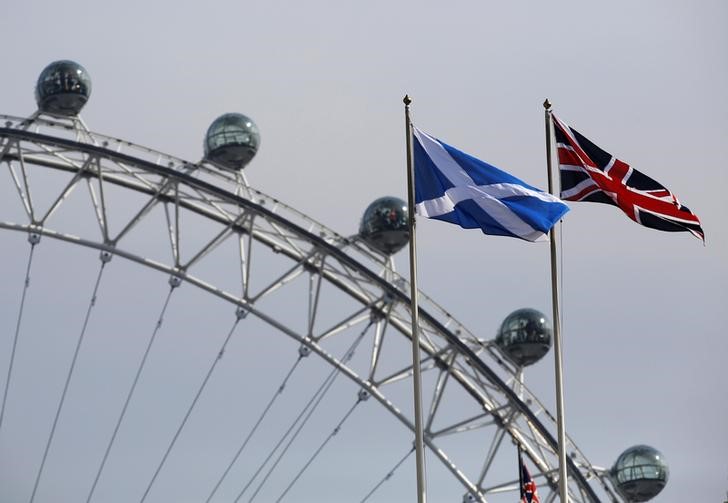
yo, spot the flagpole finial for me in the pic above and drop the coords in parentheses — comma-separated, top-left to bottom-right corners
(403, 94, 412, 106)
(543, 99, 552, 110)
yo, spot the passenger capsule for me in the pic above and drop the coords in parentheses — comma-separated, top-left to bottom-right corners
(612, 445, 668, 502)
(359, 196, 409, 255)
(204, 113, 260, 170)
(494, 308, 552, 367)
(35, 60, 92, 116)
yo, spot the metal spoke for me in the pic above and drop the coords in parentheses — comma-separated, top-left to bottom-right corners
(0, 236, 38, 432)
(275, 397, 364, 502)
(358, 446, 415, 502)
(204, 354, 303, 503)
(138, 311, 243, 503)
(29, 256, 109, 503)
(85, 283, 178, 503)
(234, 321, 373, 502)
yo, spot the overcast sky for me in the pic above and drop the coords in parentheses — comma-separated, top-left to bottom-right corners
(1, 1, 726, 502)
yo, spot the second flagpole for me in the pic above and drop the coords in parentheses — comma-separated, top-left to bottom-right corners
(403, 94, 428, 503)
(544, 98, 569, 502)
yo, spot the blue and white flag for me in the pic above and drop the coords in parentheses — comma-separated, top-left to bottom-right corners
(413, 126, 569, 242)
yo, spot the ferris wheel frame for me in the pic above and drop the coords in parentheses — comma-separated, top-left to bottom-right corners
(0, 114, 620, 503)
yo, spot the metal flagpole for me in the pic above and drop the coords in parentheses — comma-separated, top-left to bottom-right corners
(518, 447, 524, 496)
(403, 94, 427, 503)
(543, 99, 569, 502)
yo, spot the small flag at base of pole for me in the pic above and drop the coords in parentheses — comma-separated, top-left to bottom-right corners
(519, 449, 541, 503)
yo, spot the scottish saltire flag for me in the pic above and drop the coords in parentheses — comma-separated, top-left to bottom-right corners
(412, 127, 569, 242)
(552, 114, 705, 241)
(519, 451, 541, 503)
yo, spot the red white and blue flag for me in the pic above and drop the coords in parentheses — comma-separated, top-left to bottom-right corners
(552, 114, 704, 242)
(519, 450, 540, 503)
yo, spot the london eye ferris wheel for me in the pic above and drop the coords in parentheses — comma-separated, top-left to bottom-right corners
(0, 60, 669, 502)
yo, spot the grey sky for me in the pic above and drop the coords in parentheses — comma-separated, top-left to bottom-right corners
(1, 0, 726, 501)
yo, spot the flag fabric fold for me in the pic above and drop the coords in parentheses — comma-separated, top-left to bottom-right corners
(519, 450, 541, 503)
(551, 114, 704, 241)
(412, 126, 569, 242)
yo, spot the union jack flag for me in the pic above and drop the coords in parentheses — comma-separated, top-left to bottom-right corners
(519, 450, 540, 503)
(552, 114, 704, 241)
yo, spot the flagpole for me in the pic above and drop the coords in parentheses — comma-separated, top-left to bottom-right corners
(403, 94, 427, 503)
(518, 447, 524, 497)
(544, 98, 569, 502)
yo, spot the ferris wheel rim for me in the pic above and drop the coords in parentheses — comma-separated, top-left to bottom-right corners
(0, 124, 606, 502)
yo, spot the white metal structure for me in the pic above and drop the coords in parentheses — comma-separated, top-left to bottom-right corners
(0, 112, 625, 502)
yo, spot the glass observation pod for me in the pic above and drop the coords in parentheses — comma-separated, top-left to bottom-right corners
(494, 308, 553, 367)
(35, 60, 92, 116)
(204, 112, 260, 170)
(359, 196, 409, 255)
(612, 445, 669, 502)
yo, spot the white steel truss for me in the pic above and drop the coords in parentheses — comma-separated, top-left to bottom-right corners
(0, 114, 625, 502)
